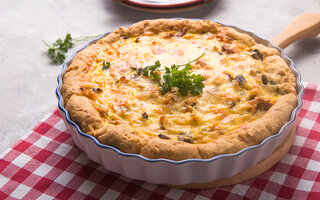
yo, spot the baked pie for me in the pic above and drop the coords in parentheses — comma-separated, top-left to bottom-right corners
(61, 19, 297, 160)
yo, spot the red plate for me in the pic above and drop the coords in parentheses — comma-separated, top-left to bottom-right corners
(122, 0, 204, 8)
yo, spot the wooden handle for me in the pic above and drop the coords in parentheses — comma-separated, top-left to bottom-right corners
(271, 13, 320, 49)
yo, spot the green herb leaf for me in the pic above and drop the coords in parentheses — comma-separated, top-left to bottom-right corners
(44, 33, 75, 64)
(161, 63, 205, 96)
(142, 53, 206, 96)
(143, 60, 161, 84)
(44, 33, 99, 64)
(102, 61, 110, 70)
(64, 33, 73, 49)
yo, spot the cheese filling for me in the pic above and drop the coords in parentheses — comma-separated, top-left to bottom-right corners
(79, 31, 281, 144)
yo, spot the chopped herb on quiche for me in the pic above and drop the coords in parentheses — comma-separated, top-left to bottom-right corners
(102, 61, 111, 70)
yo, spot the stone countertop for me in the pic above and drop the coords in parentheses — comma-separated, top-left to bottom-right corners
(0, 0, 319, 154)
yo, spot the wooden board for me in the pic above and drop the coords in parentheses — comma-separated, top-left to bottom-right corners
(165, 122, 296, 189)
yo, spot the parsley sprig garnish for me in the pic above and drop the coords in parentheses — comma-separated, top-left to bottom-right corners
(143, 53, 206, 96)
(161, 63, 205, 96)
(44, 33, 99, 64)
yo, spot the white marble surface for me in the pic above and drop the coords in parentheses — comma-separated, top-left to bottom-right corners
(0, 0, 319, 154)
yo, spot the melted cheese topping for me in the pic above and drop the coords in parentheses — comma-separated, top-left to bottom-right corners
(80, 31, 281, 144)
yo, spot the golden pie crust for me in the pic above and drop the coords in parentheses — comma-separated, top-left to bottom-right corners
(61, 19, 297, 160)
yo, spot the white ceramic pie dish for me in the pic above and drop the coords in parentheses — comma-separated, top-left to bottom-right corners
(56, 20, 304, 186)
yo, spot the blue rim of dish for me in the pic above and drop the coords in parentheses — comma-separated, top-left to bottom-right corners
(56, 19, 304, 164)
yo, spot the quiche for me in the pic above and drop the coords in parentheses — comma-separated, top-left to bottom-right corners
(61, 19, 297, 161)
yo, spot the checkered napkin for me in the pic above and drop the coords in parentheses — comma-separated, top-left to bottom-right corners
(0, 83, 319, 200)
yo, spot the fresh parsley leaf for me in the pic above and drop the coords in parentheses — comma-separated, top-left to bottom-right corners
(44, 33, 74, 64)
(189, 73, 205, 95)
(143, 60, 161, 84)
(161, 63, 205, 96)
(55, 50, 66, 64)
(102, 61, 110, 70)
(44, 33, 99, 64)
(64, 33, 73, 49)
(142, 53, 206, 96)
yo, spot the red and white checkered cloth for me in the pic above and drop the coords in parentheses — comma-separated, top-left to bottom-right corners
(0, 83, 319, 200)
